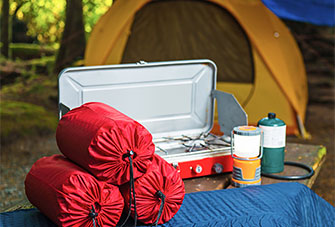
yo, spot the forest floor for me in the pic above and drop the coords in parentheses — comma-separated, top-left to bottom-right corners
(0, 21, 334, 210)
(285, 21, 334, 206)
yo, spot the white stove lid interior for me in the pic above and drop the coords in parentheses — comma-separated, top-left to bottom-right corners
(58, 59, 217, 139)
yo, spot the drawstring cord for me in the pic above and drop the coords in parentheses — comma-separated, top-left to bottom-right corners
(120, 150, 137, 227)
(152, 190, 166, 227)
(129, 151, 137, 227)
(89, 205, 101, 227)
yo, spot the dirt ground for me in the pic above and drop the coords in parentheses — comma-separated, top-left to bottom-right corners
(286, 82, 335, 206)
(306, 104, 335, 206)
(285, 21, 335, 206)
(0, 21, 334, 210)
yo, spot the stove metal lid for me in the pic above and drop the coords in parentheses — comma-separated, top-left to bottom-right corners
(58, 59, 216, 139)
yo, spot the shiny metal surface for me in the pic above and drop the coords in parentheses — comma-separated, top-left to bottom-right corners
(58, 59, 216, 139)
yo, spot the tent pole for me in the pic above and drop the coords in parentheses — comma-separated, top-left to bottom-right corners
(297, 114, 310, 139)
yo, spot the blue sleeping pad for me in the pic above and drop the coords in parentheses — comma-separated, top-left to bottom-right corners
(1, 183, 334, 227)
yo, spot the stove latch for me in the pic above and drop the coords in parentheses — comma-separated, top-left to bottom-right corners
(172, 162, 180, 173)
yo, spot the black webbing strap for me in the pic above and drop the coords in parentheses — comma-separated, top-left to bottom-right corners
(89, 205, 101, 227)
(152, 190, 166, 227)
(120, 150, 137, 227)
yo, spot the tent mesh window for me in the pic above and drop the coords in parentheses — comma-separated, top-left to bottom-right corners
(121, 0, 254, 83)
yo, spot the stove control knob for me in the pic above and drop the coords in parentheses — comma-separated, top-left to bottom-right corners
(194, 165, 203, 174)
(213, 163, 223, 174)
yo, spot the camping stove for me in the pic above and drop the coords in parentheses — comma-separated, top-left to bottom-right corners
(154, 133, 233, 179)
(58, 59, 247, 180)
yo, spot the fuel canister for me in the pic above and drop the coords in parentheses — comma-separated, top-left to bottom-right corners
(258, 113, 286, 174)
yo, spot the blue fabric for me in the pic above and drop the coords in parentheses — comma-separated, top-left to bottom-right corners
(1, 183, 334, 227)
(0, 208, 56, 227)
(262, 0, 335, 26)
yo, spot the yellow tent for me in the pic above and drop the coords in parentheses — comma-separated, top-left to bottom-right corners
(85, 0, 308, 136)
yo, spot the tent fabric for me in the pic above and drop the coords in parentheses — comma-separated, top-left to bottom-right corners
(120, 154, 185, 225)
(84, 0, 308, 136)
(121, 0, 254, 83)
(56, 102, 155, 185)
(212, 0, 307, 128)
(262, 0, 335, 26)
(24, 155, 124, 227)
(3, 183, 334, 226)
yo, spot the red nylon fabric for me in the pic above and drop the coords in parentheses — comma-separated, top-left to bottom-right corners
(121, 154, 185, 225)
(25, 155, 124, 227)
(56, 102, 155, 185)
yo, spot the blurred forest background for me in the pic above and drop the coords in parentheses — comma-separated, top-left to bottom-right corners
(0, 0, 334, 210)
(0, 0, 113, 145)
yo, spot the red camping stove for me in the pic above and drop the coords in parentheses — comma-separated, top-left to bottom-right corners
(58, 60, 247, 180)
(155, 133, 233, 179)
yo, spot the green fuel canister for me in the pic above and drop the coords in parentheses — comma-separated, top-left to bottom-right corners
(258, 113, 286, 173)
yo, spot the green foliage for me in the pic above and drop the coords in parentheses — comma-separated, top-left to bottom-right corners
(0, 0, 115, 144)
(9, 0, 113, 45)
(0, 100, 58, 144)
(28, 55, 55, 75)
(1, 62, 58, 109)
(0, 56, 58, 144)
(10, 43, 56, 59)
(82, 0, 113, 33)
(14, 0, 66, 44)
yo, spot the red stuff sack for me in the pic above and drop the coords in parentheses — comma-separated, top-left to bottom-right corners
(56, 102, 155, 185)
(121, 154, 185, 225)
(25, 155, 124, 227)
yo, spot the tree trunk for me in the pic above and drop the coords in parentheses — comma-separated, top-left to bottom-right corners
(1, 0, 9, 58)
(54, 0, 86, 74)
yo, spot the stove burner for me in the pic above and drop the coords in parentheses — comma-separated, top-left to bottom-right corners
(155, 133, 230, 155)
(181, 133, 229, 152)
(183, 139, 208, 152)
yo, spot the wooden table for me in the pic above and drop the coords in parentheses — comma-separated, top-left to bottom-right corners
(184, 143, 327, 193)
(4, 143, 326, 213)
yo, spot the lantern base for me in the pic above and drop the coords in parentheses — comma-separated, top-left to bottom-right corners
(232, 178, 261, 188)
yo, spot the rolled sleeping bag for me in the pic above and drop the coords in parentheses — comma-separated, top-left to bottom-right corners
(120, 154, 185, 225)
(56, 102, 155, 185)
(25, 154, 124, 227)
